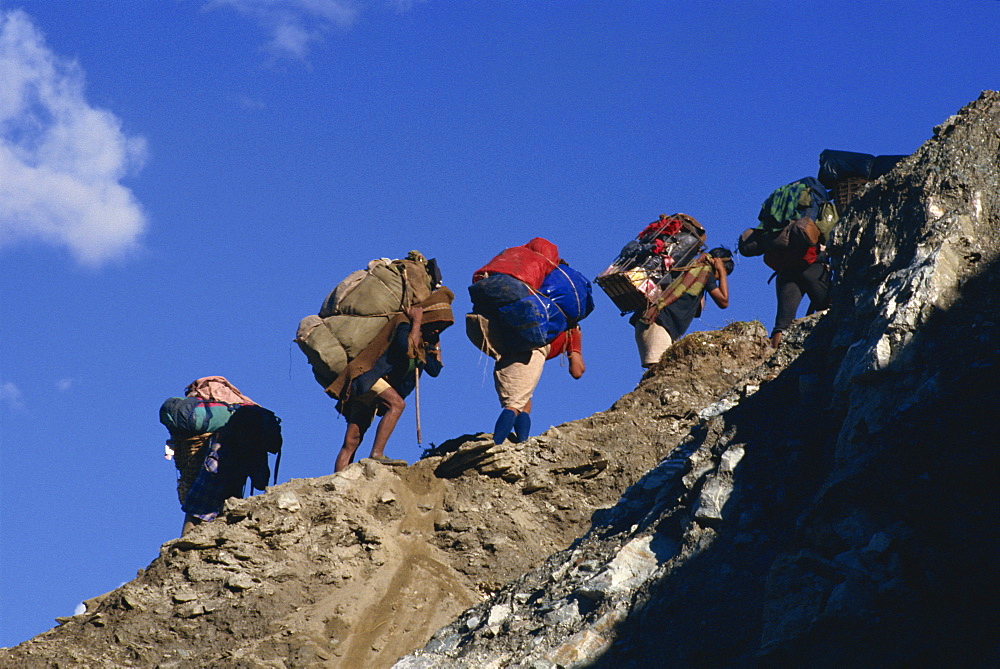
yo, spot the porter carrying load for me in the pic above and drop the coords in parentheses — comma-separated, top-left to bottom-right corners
(465, 237, 591, 445)
(159, 376, 282, 536)
(737, 176, 838, 270)
(297, 251, 454, 472)
(296, 252, 446, 400)
(739, 177, 836, 349)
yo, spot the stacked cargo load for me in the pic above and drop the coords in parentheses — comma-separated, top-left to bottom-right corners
(595, 213, 706, 314)
(818, 149, 907, 210)
(296, 252, 448, 398)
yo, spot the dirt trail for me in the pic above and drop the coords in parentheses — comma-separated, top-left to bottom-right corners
(2, 322, 772, 668)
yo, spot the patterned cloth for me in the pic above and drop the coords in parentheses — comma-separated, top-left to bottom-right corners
(181, 437, 231, 521)
(171, 433, 212, 506)
(760, 182, 809, 232)
(185, 376, 256, 405)
(635, 265, 718, 341)
(640, 262, 713, 325)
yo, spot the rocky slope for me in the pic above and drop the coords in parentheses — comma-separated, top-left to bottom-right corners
(4, 92, 998, 668)
(2, 321, 773, 668)
(394, 91, 1000, 667)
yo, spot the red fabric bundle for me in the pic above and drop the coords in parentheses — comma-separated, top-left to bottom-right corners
(638, 216, 683, 240)
(471, 237, 560, 290)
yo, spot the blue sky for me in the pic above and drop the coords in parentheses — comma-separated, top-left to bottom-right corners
(1, 0, 995, 647)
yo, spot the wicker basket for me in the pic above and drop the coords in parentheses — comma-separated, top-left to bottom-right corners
(832, 177, 869, 210)
(595, 268, 660, 313)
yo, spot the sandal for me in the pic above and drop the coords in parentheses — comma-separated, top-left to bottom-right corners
(369, 455, 408, 466)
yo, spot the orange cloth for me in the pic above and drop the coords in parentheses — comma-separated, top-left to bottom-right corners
(545, 326, 582, 360)
(184, 376, 256, 405)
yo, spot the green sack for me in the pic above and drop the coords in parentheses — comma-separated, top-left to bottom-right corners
(296, 313, 392, 390)
(329, 262, 407, 317)
(816, 201, 839, 242)
(320, 257, 434, 318)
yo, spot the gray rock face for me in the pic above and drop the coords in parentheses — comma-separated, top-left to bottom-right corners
(5, 92, 998, 668)
(396, 92, 1000, 667)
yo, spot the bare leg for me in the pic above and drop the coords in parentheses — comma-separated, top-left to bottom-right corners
(369, 387, 406, 459)
(181, 513, 201, 536)
(335, 403, 374, 472)
(335, 423, 366, 472)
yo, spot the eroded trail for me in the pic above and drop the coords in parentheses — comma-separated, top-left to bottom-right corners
(3, 322, 771, 668)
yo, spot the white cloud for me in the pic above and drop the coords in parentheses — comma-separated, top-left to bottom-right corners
(207, 0, 422, 59)
(56, 377, 74, 392)
(238, 95, 267, 111)
(386, 0, 426, 12)
(0, 10, 148, 267)
(0, 380, 25, 411)
(208, 0, 358, 59)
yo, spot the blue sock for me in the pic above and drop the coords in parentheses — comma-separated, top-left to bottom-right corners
(513, 412, 531, 443)
(493, 409, 516, 445)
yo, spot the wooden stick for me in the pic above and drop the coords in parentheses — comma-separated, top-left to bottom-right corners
(414, 367, 422, 444)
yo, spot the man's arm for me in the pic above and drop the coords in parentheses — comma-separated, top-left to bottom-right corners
(405, 306, 424, 354)
(708, 257, 729, 309)
(567, 327, 585, 379)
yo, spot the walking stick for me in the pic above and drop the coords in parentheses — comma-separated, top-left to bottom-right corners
(414, 366, 422, 444)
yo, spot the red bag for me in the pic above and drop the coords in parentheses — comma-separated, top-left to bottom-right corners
(472, 237, 560, 289)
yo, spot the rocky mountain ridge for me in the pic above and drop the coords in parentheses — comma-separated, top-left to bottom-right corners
(4, 91, 998, 668)
(3, 318, 776, 668)
(397, 90, 1000, 668)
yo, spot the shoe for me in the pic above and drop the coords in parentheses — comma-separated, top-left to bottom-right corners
(512, 412, 531, 443)
(369, 455, 408, 466)
(493, 408, 516, 445)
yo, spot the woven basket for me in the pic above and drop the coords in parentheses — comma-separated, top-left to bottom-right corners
(595, 269, 659, 313)
(832, 177, 869, 210)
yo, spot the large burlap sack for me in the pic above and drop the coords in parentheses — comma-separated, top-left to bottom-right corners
(320, 258, 434, 318)
(296, 313, 393, 390)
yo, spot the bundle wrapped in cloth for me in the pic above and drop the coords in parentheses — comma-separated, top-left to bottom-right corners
(468, 237, 594, 352)
(296, 251, 453, 400)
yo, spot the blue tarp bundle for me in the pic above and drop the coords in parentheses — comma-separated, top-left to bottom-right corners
(539, 264, 594, 323)
(469, 263, 594, 351)
(159, 397, 237, 437)
(496, 288, 567, 350)
(469, 274, 561, 350)
(818, 149, 907, 188)
(469, 272, 530, 312)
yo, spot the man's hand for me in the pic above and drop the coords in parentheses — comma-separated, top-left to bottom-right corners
(405, 306, 424, 354)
